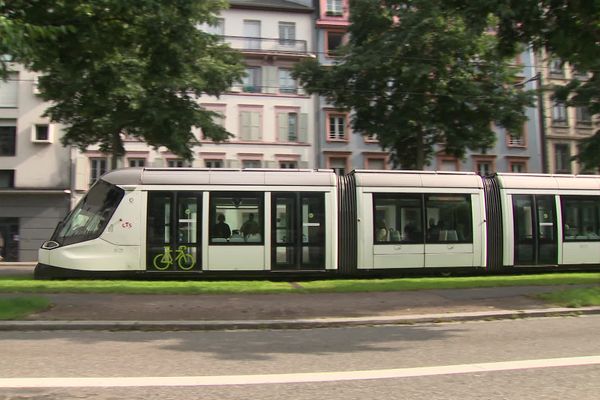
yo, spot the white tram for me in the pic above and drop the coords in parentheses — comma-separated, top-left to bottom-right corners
(35, 168, 600, 278)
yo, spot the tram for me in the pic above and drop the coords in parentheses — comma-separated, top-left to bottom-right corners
(34, 168, 600, 278)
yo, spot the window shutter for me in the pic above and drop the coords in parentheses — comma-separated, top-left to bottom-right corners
(240, 111, 251, 140)
(263, 66, 278, 94)
(298, 113, 308, 143)
(277, 113, 288, 142)
(250, 112, 261, 140)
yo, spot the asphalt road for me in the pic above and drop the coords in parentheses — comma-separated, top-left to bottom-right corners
(1, 315, 599, 399)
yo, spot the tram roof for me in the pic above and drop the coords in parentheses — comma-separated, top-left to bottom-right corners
(496, 173, 600, 190)
(102, 167, 337, 187)
(351, 170, 484, 189)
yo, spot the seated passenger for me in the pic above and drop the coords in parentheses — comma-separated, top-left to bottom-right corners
(212, 213, 231, 240)
(240, 213, 260, 240)
(376, 219, 389, 242)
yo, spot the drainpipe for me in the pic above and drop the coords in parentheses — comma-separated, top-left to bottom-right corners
(535, 72, 548, 173)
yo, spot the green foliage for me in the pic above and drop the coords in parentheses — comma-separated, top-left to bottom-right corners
(0, 296, 51, 320)
(1, 0, 244, 162)
(442, 0, 600, 169)
(294, 0, 532, 169)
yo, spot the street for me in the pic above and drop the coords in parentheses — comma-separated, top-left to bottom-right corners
(1, 315, 599, 399)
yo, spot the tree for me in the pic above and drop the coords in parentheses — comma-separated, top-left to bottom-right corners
(442, 0, 600, 169)
(294, 0, 533, 169)
(2, 0, 244, 168)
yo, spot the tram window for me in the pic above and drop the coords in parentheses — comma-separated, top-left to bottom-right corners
(425, 194, 472, 243)
(373, 194, 423, 244)
(561, 196, 600, 241)
(210, 192, 264, 244)
(53, 181, 124, 246)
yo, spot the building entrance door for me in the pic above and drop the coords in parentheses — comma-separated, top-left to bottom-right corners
(0, 218, 19, 261)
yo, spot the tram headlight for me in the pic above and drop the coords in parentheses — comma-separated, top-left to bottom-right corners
(41, 241, 60, 250)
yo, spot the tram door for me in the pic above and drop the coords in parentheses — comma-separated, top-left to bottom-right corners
(512, 195, 558, 265)
(146, 192, 202, 272)
(272, 193, 326, 270)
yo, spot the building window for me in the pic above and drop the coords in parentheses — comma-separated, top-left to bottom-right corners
(279, 69, 297, 94)
(210, 192, 263, 244)
(167, 159, 185, 168)
(278, 22, 295, 46)
(328, 114, 346, 140)
(364, 133, 378, 142)
(554, 144, 571, 174)
(326, 31, 344, 56)
(242, 67, 261, 93)
(205, 159, 223, 168)
(128, 158, 146, 168)
(438, 157, 459, 171)
(476, 161, 491, 176)
(243, 20, 261, 49)
(242, 159, 261, 169)
(0, 126, 16, 156)
(549, 58, 564, 76)
(326, 0, 343, 16)
(0, 72, 18, 108)
(90, 158, 108, 185)
(33, 124, 49, 141)
(329, 157, 347, 175)
(206, 18, 224, 36)
(239, 110, 262, 141)
(0, 170, 14, 188)
(279, 161, 298, 169)
(508, 133, 525, 147)
(509, 161, 527, 173)
(552, 102, 568, 124)
(576, 107, 592, 126)
(366, 158, 386, 170)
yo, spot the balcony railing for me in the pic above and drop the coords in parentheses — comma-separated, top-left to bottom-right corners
(222, 36, 308, 54)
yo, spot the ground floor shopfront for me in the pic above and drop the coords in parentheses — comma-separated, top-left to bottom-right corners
(0, 191, 70, 262)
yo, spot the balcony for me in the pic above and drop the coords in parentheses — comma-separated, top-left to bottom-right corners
(222, 36, 310, 57)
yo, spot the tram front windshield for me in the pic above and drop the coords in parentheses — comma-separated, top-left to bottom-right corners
(52, 180, 124, 246)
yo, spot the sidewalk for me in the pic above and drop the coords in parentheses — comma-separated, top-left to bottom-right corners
(1, 285, 599, 331)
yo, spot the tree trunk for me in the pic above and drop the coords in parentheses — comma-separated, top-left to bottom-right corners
(110, 130, 124, 170)
(415, 130, 425, 170)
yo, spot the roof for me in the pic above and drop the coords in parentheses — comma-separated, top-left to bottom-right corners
(352, 170, 484, 189)
(496, 173, 600, 191)
(228, 0, 313, 12)
(102, 168, 337, 187)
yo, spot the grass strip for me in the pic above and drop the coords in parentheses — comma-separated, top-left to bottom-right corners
(536, 286, 600, 308)
(0, 272, 598, 295)
(0, 296, 52, 320)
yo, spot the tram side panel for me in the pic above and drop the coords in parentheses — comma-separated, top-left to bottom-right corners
(355, 187, 486, 271)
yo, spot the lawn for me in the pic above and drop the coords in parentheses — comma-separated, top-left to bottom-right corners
(0, 272, 598, 295)
(537, 286, 600, 307)
(0, 296, 52, 320)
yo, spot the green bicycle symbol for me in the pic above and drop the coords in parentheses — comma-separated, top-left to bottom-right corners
(152, 245, 196, 271)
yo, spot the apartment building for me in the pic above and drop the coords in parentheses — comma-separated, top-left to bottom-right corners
(537, 50, 597, 174)
(0, 65, 71, 261)
(313, 0, 389, 173)
(74, 0, 318, 199)
(437, 48, 544, 175)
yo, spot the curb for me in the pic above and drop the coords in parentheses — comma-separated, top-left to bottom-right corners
(2, 307, 600, 331)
